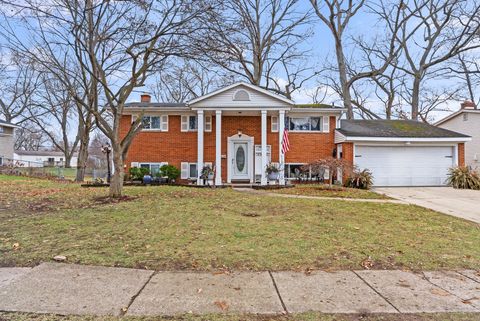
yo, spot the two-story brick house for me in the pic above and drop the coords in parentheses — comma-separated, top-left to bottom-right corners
(121, 82, 469, 187)
(121, 82, 343, 185)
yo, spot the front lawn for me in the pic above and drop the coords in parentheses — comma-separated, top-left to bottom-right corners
(269, 184, 389, 199)
(0, 175, 479, 271)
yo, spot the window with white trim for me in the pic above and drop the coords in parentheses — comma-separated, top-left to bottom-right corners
(288, 117, 322, 131)
(139, 162, 167, 175)
(271, 116, 278, 132)
(188, 116, 197, 130)
(141, 115, 168, 131)
(0, 126, 4, 133)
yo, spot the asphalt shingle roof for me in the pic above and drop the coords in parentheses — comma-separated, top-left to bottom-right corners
(338, 119, 470, 138)
(124, 102, 187, 108)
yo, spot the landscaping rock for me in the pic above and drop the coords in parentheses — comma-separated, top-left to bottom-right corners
(53, 255, 67, 262)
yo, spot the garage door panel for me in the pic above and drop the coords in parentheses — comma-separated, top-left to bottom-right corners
(355, 146, 454, 187)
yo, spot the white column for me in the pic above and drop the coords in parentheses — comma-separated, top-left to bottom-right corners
(197, 110, 204, 185)
(261, 110, 268, 185)
(215, 110, 222, 186)
(278, 110, 285, 185)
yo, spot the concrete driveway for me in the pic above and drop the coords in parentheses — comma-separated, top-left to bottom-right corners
(374, 187, 480, 224)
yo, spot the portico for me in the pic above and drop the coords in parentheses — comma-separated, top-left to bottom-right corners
(188, 82, 294, 186)
(193, 108, 288, 186)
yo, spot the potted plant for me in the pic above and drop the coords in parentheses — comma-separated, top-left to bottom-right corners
(201, 165, 214, 180)
(266, 162, 279, 181)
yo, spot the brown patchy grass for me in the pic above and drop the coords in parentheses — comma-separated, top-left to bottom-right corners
(270, 184, 390, 199)
(1, 175, 479, 271)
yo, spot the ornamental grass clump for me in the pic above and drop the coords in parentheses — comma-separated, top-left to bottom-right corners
(345, 168, 373, 190)
(446, 166, 480, 190)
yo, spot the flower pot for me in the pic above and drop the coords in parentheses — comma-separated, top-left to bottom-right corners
(267, 172, 279, 180)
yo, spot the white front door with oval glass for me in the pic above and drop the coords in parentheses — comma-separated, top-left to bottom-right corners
(232, 142, 249, 180)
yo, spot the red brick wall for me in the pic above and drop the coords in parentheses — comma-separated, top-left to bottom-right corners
(285, 116, 336, 163)
(458, 143, 465, 167)
(121, 114, 337, 182)
(341, 142, 354, 164)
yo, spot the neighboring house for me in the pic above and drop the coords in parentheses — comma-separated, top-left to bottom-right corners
(0, 119, 18, 166)
(435, 101, 480, 169)
(13, 150, 78, 168)
(120, 82, 469, 187)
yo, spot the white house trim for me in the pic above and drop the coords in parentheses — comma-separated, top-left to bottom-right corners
(227, 133, 254, 183)
(215, 110, 222, 186)
(187, 82, 295, 106)
(196, 110, 204, 185)
(334, 132, 471, 144)
(261, 110, 268, 185)
(435, 109, 480, 126)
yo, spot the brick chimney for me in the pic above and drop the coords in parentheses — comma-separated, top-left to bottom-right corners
(461, 100, 476, 110)
(140, 94, 151, 103)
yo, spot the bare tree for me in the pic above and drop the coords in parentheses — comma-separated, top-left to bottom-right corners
(13, 122, 48, 151)
(200, 0, 313, 98)
(0, 51, 41, 124)
(444, 54, 480, 107)
(380, 0, 480, 120)
(29, 75, 79, 168)
(310, 0, 414, 119)
(150, 60, 232, 102)
(2, 0, 208, 195)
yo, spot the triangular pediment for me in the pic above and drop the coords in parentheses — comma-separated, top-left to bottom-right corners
(188, 82, 294, 108)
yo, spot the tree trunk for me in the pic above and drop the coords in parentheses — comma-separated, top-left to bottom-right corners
(75, 136, 89, 182)
(411, 76, 421, 120)
(109, 144, 124, 198)
(64, 154, 72, 168)
(335, 40, 354, 119)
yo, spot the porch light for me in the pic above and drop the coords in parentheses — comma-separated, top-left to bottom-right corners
(238, 130, 243, 137)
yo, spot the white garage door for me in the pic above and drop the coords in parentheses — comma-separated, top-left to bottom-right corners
(355, 146, 454, 186)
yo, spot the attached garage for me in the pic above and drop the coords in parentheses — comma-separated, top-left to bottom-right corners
(335, 120, 471, 187)
(354, 145, 454, 186)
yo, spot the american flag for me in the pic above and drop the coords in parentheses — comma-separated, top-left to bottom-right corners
(281, 121, 290, 154)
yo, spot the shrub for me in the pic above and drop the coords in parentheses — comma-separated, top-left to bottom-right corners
(345, 168, 373, 190)
(446, 166, 480, 190)
(129, 167, 149, 181)
(160, 164, 180, 182)
(303, 157, 353, 186)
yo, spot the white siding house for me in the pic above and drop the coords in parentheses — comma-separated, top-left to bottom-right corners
(436, 101, 480, 169)
(13, 150, 78, 168)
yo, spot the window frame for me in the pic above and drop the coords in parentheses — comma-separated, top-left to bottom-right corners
(142, 115, 161, 130)
(139, 162, 167, 175)
(288, 116, 323, 132)
(188, 163, 198, 179)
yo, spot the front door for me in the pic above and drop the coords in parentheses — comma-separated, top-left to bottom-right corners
(232, 142, 249, 180)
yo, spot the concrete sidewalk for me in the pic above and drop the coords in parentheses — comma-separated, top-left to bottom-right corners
(1, 263, 479, 317)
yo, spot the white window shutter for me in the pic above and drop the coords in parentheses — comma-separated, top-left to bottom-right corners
(271, 116, 278, 132)
(131, 162, 139, 168)
(324, 168, 330, 180)
(181, 115, 188, 132)
(180, 162, 189, 179)
(205, 115, 212, 132)
(161, 115, 168, 131)
(131, 115, 138, 123)
(323, 116, 330, 133)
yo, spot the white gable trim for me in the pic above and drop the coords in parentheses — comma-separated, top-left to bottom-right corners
(435, 109, 480, 126)
(187, 82, 295, 106)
